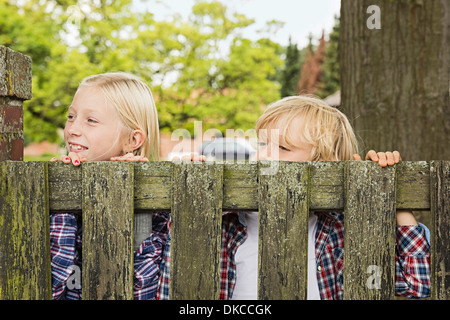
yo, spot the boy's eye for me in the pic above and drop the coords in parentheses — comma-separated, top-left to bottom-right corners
(88, 118, 98, 123)
(67, 115, 75, 120)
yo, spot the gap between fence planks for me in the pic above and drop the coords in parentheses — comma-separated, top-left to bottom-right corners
(0, 160, 448, 300)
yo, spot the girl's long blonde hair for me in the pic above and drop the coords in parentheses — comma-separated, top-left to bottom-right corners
(256, 95, 359, 161)
(78, 72, 160, 161)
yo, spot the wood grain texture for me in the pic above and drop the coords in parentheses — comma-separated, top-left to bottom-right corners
(170, 162, 223, 299)
(430, 161, 450, 300)
(343, 161, 396, 300)
(81, 162, 134, 300)
(258, 161, 309, 299)
(3, 160, 447, 300)
(340, 0, 449, 161)
(0, 161, 50, 299)
(48, 161, 432, 212)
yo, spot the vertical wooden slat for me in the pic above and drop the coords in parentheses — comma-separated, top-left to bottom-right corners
(430, 160, 450, 300)
(170, 162, 223, 300)
(343, 161, 396, 300)
(0, 161, 50, 299)
(258, 161, 310, 300)
(82, 162, 134, 300)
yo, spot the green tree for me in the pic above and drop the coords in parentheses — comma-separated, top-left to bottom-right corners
(279, 37, 301, 97)
(145, 0, 283, 135)
(316, 15, 340, 98)
(1, 0, 284, 144)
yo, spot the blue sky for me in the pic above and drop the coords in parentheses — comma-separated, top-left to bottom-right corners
(133, 0, 341, 48)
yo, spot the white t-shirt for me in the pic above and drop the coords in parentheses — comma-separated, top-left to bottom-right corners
(232, 211, 259, 300)
(232, 211, 321, 300)
(307, 212, 321, 299)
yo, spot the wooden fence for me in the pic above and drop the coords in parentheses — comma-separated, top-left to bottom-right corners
(0, 160, 448, 300)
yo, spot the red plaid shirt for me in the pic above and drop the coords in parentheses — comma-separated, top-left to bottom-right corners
(157, 211, 430, 300)
(51, 211, 430, 300)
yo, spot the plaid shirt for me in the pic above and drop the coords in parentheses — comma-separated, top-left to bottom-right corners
(157, 211, 431, 300)
(49, 212, 170, 300)
(50, 211, 430, 300)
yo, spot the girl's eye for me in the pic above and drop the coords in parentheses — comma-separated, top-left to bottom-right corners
(258, 142, 267, 147)
(279, 145, 290, 151)
(88, 118, 98, 124)
(67, 115, 75, 120)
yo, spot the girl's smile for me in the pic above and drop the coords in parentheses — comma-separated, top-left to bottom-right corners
(68, 141, 89, 153)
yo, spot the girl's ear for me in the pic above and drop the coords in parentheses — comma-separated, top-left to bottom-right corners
(127, 129, 146, 153)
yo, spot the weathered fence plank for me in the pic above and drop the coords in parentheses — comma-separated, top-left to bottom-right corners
(47, 161, 432, 212)
(430, 160, 450, 300)
(1, 160, 448, 300)
(258, 161, 309, 299)
(0, 161, 50, 299)
(170, 162, 223, 299)
(343, 161, 397, 300)
(81, 162, 134, 300)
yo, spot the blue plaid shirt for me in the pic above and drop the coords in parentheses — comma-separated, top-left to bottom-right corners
(50, 211, 430, 300)
(50, 212, 170, 300)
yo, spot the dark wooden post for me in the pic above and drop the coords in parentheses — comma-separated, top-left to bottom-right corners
(340, 0, 449, 161)
(0, 45, 32, 161)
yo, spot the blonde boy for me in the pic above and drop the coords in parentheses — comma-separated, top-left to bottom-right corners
(158, 95, 430, 299)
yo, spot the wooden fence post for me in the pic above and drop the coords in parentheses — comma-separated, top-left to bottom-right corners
(81, 162, 135, 300)
(258, 161, 310, 299)
(343, 161, 396, 299)
(170, 162, 223, 300)
(0, 161, 50, 299)
(0, 46, 32, 161)
(430, 160, 450, 300)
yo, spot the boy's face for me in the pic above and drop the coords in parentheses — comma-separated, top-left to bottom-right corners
(64, 86, 129, 161)
(257, 115, 313, 162)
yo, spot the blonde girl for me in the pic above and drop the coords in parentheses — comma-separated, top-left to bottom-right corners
(49, 72, 165, 300)
(51, 72, 160, 165)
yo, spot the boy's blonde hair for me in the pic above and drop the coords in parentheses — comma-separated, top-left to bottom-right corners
(256, 95, 359, 161)
(78, 72, 160, 161)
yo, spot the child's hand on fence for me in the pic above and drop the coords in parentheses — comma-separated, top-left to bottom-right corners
(171, 153, 206, 162)
(110, 153, 149, 162)
(50, 153, 87, 166)
(353, 150, 401, 167)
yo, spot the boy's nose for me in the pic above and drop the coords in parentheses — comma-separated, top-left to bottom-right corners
(257, 147, 273, 161)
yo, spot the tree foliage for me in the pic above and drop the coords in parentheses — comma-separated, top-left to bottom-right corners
(0, 0, 285, 144)
(1, 0, 340, 145)
(279, 37, 302, 98)
(316, 15, 340, 98)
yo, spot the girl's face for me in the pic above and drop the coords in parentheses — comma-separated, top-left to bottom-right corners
(64, 86, 129, 161)
(257, 116, 313, 162)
